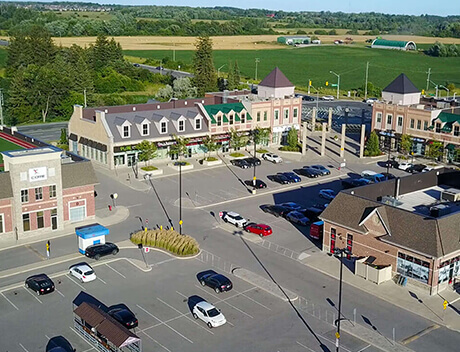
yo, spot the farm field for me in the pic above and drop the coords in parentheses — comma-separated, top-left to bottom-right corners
(124, 46, 460, 91)
(53, 34, 460, 51)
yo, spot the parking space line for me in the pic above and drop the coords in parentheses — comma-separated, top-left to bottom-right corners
(69, 326, 97, 350)
(316, 333, 352, 352)
(1, 292, 19, 310)
(157, 297, 214, 335)
(24, 287, 42, 304)
(140, 330, 172, 352)
(19, 343, 30, 352)
(194, 284, 254, 319)
(55, 289, 65, 298)
(136, 304, 194, 343)
(357, 344, 371, 352)
(234, 289, 272, 310)
(66, 274, 86, 290)
(105, 263, 126, 278)
(97, 277, 107, 285)
(296, 341, 317, 352)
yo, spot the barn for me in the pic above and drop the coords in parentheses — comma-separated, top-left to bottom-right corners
(371, 39, 416, 51)
(277, 36, 311, 45)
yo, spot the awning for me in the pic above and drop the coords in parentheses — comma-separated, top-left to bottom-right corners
(445, 143, 457, 151)
(69, 133, 78, 141)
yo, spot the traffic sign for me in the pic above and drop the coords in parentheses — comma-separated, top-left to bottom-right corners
(144, 247, 150, 253)
(331, 84, 338, 87)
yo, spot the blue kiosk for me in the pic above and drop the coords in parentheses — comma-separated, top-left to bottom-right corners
(76, 224, 110, 254)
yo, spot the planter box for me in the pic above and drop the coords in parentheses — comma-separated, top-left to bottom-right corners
(139, 168, 163, 177)
(169, 163, 194, 171)
(203, 159, 222, 166)
(227, 155, 247, 160)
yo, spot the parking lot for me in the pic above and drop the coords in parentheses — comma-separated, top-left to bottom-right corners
(0, 251, 379, 352)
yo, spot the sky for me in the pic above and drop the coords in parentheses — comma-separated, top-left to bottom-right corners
(28, 0, 459, 16)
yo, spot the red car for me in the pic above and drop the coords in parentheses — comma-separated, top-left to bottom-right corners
(243, 223, 272, 237)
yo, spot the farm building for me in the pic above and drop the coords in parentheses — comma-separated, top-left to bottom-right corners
(371, 39, 416, 51)
(277, 36, 311, 45)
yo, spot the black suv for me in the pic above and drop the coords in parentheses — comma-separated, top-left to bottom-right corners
(260, 204, 290, 217)
(197, 270, 233, 293)
(244, 157, 261, 166)
(294, 168, 320, 178)
(407, 164, 426, 173)
(230, 159, 251, 169)
(108, 305, 138, 329)
(85, 242, 119, 260)
(303, 95, 315, 101)
(244, 179, 267, 188)
(25, 274, 55, 295)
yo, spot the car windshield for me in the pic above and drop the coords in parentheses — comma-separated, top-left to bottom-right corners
(84, 270, 94, 276)
(207, 308, 220, 317)
(234, 215, 243, 220)
(272, 155, 279, 158)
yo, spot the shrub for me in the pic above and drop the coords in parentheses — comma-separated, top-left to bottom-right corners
(279, 145, 302, 152)
(205, 156, 218, 161)
(230, 152, 245, 157)
(141, 166, 158, 171)
(131, 229, 200, 256)
(256, 149, 269, 154)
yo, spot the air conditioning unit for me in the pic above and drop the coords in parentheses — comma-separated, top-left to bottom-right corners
(441, 188, 460, 202)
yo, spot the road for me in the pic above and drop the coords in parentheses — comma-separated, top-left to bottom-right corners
(18, 122, 69, 143)
(137, 63, 194, 79)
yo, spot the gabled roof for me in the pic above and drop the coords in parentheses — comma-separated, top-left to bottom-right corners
(383, 74, 419, 94)
(432, 112, 460, 133)
(203, 103, 252, 125)
(258, 67, 293, 88)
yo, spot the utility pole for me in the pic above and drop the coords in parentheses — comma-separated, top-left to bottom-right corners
(83, 88, 87, 108)
(0, 89, 3, 126)
(364, 62, 369, 100)
(426, 68, 431, 92)
(255, 58, 260, 81)
(173, 42, 176, 62)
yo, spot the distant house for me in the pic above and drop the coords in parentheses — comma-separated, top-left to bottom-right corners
(277, 36, 311, 45)
(371, 39, 416, 51)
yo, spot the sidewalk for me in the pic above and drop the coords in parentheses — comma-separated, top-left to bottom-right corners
(301, 251, 460, 332)
(0, 205, 130, 251)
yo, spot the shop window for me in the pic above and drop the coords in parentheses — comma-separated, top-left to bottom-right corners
(454, 126, 459, 136)
(49, 185, 57, 198)
(21, 189, 29, 203)
(264, 111, 268, 121)
(37, 211, 44, 229)
(397, 252, 430, 283)
(346, 234, 353, 259)
(330, 228, 336, 254)
(274, 110, 280, 120)
(376, 112, 382, 123)
(0, 214, 3, 233)
(35, 187, 43, 201)
(417, 120, 421, 130)
(410, 119, 415, 129)
(23, 214, 30, 232)
(178, 120, 185, 132)
(257, 112, 261, 122)
(293, 107, 298, 119)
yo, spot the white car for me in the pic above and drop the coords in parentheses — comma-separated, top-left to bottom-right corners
(322, 95, 334, 101)
(69, 263, 96, 283)
(262, 153, 283, 163)
(193, 301, 226, 328)
(398, 162, 413, 171)
(319, 189, 336, 200)
(222, 211, 248, 227)
(365, 98, 379, 105)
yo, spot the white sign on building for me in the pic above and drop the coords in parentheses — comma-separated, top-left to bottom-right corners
(29, 167, 47, 182)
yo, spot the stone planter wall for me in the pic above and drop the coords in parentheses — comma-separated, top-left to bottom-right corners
(203, 159, 222, 166)
(169, 163, 194, 171)
(139, 168, 163, 177)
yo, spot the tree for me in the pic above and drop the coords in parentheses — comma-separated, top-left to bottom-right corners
(252, 127, 271, 150)
(60, 128, 68, 145)
(364, 131, 381, 156)
(193, 36, 217, 96)
(286, 127, 298, 148)
(202, 135, 219, 158)
(426, 140, 444, 160)
(400, 134, 413, 156)
(229, 128, 248, 150)
(137, 140, 158, 165)
(172, 77, 197, 99)
(169, 134, 190, 160)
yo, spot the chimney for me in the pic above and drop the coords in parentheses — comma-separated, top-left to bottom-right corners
(223, 90, 229, 104)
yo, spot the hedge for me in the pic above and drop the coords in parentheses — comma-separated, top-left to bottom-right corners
(130, 229, 199, 256)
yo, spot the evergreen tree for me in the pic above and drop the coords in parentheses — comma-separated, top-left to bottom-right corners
(400, 134, 413, 156)
(233, 60, 241, 87)
(364, 131, 381, 156)
(287, 128, 298, 148)
(192, 36, 217, 96)
(227, 61, 236, 90)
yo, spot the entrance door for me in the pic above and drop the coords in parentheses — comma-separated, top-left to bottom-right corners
(51, 209, 58, 230)
(127, 154, 136, 167)
(70, 206, 86, 222)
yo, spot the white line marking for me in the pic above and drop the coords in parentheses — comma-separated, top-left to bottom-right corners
(450, 296, 460, 304)
(140, 330, 172, 352)
(105, 263, 126, 278)
(176, 290, 188, 299)
(296, 341, 317, 352)
(69, 326, 96, 350)
(1, 292, 19, 310)
(154, 258, 177, 265)
(97, 277, 107, 285)
(66, 274, 86, 290)
(208, 192, 227, 200)
(237, 290, 272, 310)
(55, 289, 65, 298)
(357, 344, 371, 352)
(19, 343, 30, 352)
(136, 304, 193, 343)
(24, 287, 42, 304)
(157, 297, 214, 335)
(194, 284, 254, 319)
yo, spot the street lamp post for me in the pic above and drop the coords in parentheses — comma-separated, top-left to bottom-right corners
(386, 129, 395, 179)
(330, 70, 341, 100)
(333, 247, 351, 352)
(252, 129, 259, 194)
(177, 161, 186, 235)
(217, 64, 226, 78)
(439, 85, 449, 99)
(255, 58, 260, 81)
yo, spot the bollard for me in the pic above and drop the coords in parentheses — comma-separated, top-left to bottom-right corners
(108, 205, 112, 211)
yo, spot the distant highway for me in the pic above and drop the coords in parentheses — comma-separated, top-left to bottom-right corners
(136, 63, 194, 79)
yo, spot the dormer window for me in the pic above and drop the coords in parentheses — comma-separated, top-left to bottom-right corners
(229, 114, 234, 125)
(179, 120, 185, 132)
(195, 118, 201, 130)
(217, 116, 222, 126)
(241, 112, 246, 124)
(160, 121, 167, 134)
(142, 123, 149, 136)
(123, 125, 130, 138)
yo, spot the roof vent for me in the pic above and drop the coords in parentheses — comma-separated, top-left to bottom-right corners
(441, 188, 460, 202)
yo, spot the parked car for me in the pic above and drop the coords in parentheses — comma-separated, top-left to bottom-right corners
(222, 211, 248, 227)
(341, 178, 371, 189)
(230, 159, 251, 169)
(244, 157, 261, 166)
(280, 202, 307, 213)
(303, 207, 324, 221)
(398, 162, 413, 171)
(294, 168, 320, 178)
(267, 174, 290, 184)
(383, 159, 399, 168)
(309, 164, 331, 175)
(133, 63, 140, 67)
(286, 211, 310, 226)
(85, 243, 119, 260)
(108, 305, 138, 329)
(361, 170, 386, 183)
(244, 223, 272, 237)
(279, 172, 301, 183)
(25, 274, 55, 295)
(193, 301, 226, 328)
(319, 189, 337, 200)
(407, 164, 427, 173)
(261, 153, 283, 163)
(244, 179, 267, 189)
(422, 166, 434, 173)
(69, 262, 96, 283)
(365, 98, 379, 105)
(155, 66, 164, 70)
(322, 95, 334, 101)
(260, 204, 290, 217)
(381, 172, 396, 180)
(197, 271, 233, 293)
(302, 95, 315, 101)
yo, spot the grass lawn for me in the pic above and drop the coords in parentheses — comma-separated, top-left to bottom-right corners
(124, 46, 460, 91)
(0, 136, 26, 170)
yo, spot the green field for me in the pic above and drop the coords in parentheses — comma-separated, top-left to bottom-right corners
(0, 137, 25, 170)
(124, 46, 460, 91)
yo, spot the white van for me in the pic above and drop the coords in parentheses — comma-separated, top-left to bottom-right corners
(361, 170, 386, 183)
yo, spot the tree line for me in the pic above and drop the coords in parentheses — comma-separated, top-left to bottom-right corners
(426, 42, 460, 57)
(1, 3, 460, 38)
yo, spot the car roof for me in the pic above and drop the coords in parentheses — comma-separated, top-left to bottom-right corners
(73, 264, 93, 271)
(227, 211, 240, 217)
(195, 300, 216, 310)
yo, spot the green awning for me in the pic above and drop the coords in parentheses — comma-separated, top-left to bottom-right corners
(446, 143, 456, 151)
